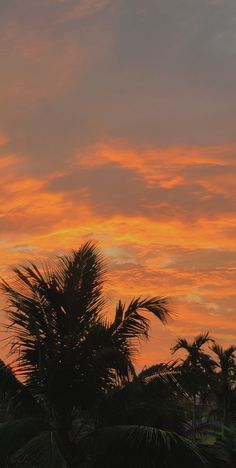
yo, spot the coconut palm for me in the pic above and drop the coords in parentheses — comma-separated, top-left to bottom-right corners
(210, 343, 236, 426)
(98, 362, 189, 435)
(171, 333, 215, 439)
(0, 243, 209, 467)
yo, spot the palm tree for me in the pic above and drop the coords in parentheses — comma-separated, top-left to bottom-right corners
(0, 242, 209, 467)
(171, 333, 215, 440)
(210, 343, 236, 426)
(99, 362, 189, 434)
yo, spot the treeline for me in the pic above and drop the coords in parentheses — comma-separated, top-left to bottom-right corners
(0, 242, 235, 467)
(150, 333, 236, 441)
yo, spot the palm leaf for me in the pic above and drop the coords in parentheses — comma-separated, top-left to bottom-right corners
(10, 430, 68, 468)
(89, 425, 208, 468)
(0, 417, 49, 463)
(138, 362, 177, 381)
(110, 297, 170, 356)
(171, 338, 191, 354)
(194, 332, 213, 349)
(97, 375, 190, 434)
(0, 360, 40, 417)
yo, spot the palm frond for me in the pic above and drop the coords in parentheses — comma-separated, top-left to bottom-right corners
(89, 425, 208, 468)
(138, 363, 192, 402)
(56, 241, 106, 325)
(138, 362, 177, 382)
(211, 343, 236, 363)
(194, 332, 213, 349)
(0, 417, 49, 464)
(0, 360, 40, 417)
(171, 338, 191, 354)
(11, 430, 68, 468)
(110, 297, 170, 356)
(97, 373, 190, 434)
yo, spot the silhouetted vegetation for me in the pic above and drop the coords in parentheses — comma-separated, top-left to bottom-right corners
(0, 243, 235, 467)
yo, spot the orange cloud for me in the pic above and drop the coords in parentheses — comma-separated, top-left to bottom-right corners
(1, 0, 236, 369)
(1, 141, 236, 367)
(0, 155, 17, 169)
(75, 142, 236, 177)
(0, 133, 10, 146)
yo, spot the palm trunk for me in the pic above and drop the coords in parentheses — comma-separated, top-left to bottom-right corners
(223, 394, 227, 427)
(56, 410, 74, 467)
(192, 394, 197, 441)
(223, 385, 228, 429)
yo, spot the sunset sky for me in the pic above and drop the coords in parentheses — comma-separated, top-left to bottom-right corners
(1, 0, 236, 367)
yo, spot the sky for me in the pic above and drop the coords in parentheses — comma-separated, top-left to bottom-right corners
(1, 0, 236, 367)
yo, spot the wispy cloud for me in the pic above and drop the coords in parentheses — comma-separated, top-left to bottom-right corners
(59, 0, 113, 22)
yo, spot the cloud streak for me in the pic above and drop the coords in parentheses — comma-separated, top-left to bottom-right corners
(59, 0, 113, 22)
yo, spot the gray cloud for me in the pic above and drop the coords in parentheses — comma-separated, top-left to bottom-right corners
(48, 162, 235, 220)
(162, 247, 236, 271)
(0, 0, 236, 177)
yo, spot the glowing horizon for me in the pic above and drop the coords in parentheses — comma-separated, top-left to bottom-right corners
(1, 0, 236, 368)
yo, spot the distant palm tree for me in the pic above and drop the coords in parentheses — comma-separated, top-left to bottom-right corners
(171, 333, 215, 440)
(0, 243, 208, 467)
(210, 343, 236, 426)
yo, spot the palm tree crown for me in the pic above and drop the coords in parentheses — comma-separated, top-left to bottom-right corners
(210, 343, 236, 425)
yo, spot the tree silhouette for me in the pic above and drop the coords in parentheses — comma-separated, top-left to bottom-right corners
(210, 343, 236, 426)
(171, 332, 215, 440)
(0, 242, 208, 467)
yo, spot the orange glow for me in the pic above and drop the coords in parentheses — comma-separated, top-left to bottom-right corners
(1, 141, 236, 367)
(0, 133, 10, 146)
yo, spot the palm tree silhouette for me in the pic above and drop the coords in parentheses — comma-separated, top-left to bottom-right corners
(0, 243, 209, 467)
(171, 333, 215, 440)
(210, 343, 236, 426)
